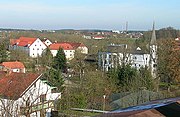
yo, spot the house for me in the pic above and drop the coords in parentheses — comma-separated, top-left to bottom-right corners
(49, 42, 88, 60)
(43, 38, 52, 47)
(98, 44, 129, 71)
(83, 35, 92, 39)
(0, 61, 26, 73)
(98, 22, 157, 78)
(68, 42, 88, 54)
(92, 36, 105, 40)
(49, 43, 75, 60)
(9, 37, 47, 58)
(0, 72, 61, 117)
(130, 47, 150, 69)
(98, 97, 180, 117)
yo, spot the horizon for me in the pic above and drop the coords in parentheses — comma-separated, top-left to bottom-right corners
(0, 0, 179, 30)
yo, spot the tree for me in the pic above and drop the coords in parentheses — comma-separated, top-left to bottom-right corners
(108, 64, 154, 92)
(43, 48, 65, 93)
(39, 47, 53, 67)
(46, 68, 64, 92)
(9, 49, 29, 62)
(53, 47, 67, 72)
(157, 39, 180, 91)
(0, 43, 8, 63)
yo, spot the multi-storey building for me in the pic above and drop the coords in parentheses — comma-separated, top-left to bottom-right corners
(49, 42, 88, 60)
(98, 23, 157, 78)
(9, 37, 47, 58)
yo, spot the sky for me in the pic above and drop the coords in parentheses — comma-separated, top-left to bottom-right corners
(0, 0, 179, 30)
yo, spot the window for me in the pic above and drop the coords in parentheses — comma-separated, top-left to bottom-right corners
(40, 94, 46, 102)
(40, 44, 41, 46)
(33, 48, 35, 50)
(37, 48, 39, 50)
(35, 44, 37, 46)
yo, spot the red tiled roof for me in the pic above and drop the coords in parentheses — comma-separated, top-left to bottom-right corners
(0, 73, 41, 99)
(0, 71, 6, 78)
(49, 43, 74, 50)
(49, 42, 86, 50)
(10, 36, 37, 47)
(65, 42, 86, 49)
(1, 61, 25, 69)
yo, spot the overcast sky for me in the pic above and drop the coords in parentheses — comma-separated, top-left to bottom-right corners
(0, 0, 179, 30)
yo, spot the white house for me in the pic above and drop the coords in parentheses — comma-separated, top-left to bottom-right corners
(0, 61, 26, 73)
(49, 42, 88, 60)
(92, 36, 105, 40)
(9, 37, 47, 58)
(49, 43, 75, 60)
(0, 72, 61, 117)
(130, 47, 150, 69)
(43, 39, 52, 47)
(98, 46, 151, 71)
(98, 22, 157, 78)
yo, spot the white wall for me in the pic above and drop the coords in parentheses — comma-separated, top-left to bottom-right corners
(51, 49, 75, 60)
(29, 38, 47, 58)
(44, 39, 52, 47)
(131, 54, 150, 69)
(77, 47, 88, 54)
(12, 68, 25, 73)
(0, 78, 61, 117)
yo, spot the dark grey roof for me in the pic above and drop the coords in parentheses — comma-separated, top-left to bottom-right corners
(150, 22, 157, 45)
(131, 47, 149, 55)
(98, 97, 180, 117)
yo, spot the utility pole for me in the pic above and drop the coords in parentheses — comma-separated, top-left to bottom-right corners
(103, 95, 106, 112)
(126, 21, 128, 33)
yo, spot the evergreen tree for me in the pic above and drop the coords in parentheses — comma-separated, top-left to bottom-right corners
(0, 43, 8, 63)
(53, 47, 67, 72)
(40, 47, 53, 67)
(108, 64, 154, 92)
(44, 67, 64, 92)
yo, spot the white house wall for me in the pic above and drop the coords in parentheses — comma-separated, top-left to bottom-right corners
(29, 38, 47, 58)
(0, 78, 60, 117)
(12, 68, 25, 73)
(77, 47, 88, 54)
(99, 52, 150, 71)
(131, 54, 150, 69)
(51, 49, 75, 60)
(44, 40, 52, 47)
